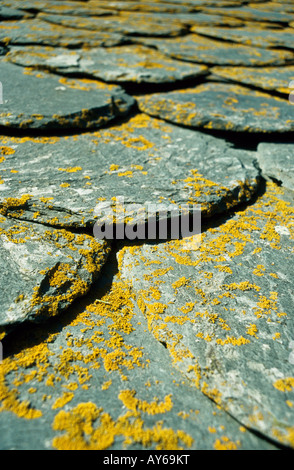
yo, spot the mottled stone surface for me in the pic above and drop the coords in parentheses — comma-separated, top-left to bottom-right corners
(257, 143, 294, 191)
(0, 114, 260, 228)
(6, 45, 208, 85)
(0, 0, 293, 452)
(0, 19, 127, 48)
(0, 214, 110, 333)
(137, 82, 294, 133)
(194, 26, 294, 50)
(38, 12, 186, 37)
(118, 184, 294, 449)
(211, 66, 294, 95)
(0, 61, 134, 131)
(139, 34, 294, 66)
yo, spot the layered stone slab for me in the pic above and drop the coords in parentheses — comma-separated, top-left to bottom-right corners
(118, 183, 294, 449)
(0, 19, 127, 48)
(257, 143, 294, 191)
(0, 214, 110, 335)
(0, 114, 260, 228)
(0, 5, 33, 19)
(138, 34, 294, 66)
(0, 61, 135, 131)
(203, 5, 293, 23)
(137, 82, 294, 133)
(38, 12, 186, 37)
(6, 45, 208, 85)
(0, 256, 276, 450)
(194, 25, 294, 50)
(211, 66, 294, 95)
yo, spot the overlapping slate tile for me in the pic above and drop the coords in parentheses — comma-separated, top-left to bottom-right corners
(0, 61, 135, 131)
(139, 34, 294, 66)
(211, 66, 294, 95)
(0, 214, 110, 336)
(38, 12, 186, 37)
(137, 82, 294, 133)
(118, 183, 294, 449)
(203, 5, 293, 23)
(6, 45, 208, 85)
(0, 249, 277, 450)
(145, 12, 244, 27)
(194, 25, 294, 49)
(257, 143, 294, 191)
(0, 114, 260, 228)
(0, 19, 127, 48)
(0, 5, 33, 19)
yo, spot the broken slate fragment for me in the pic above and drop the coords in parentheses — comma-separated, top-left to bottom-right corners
(0, 114, 260, 228)
(137, 82, 294, 133)
(138, 34, 294, 66)
(257, 143, 294, 191)
(0, 214, 110, 335)
(6, 45, 208, 85)
(0, 61, 135, 131)
(118, 183, 294, 449)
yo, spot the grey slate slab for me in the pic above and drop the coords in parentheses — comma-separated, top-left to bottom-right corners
(0, 214, 110, 334)
(0, 61, 135, 131)
(210, 66, 294, 96)
(6, 45, 208, 85)
(0, 114, 260, 228)
(137, 82, 294, 133)
(0, 19, 127, 48)
(118, 184, 294, 449)
(0, 249, 278, 450)
(257, 143, 294, 191)
(38, 12, 186, 37)
(138, 34, 294, 66)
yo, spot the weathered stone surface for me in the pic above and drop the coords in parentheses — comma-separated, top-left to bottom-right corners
(38, 12, 186, 37)
(211, 65, 294, 95)
(0, 19, 127, 48)
(118, 183, 294, 449)
(203, 5, 293, 23)
(0, 61, 134, 131)
(139, 34, 294, 66)
(0, 214, 110, 334)
(148, 11, 244, 26)
(0, 5, 33, 19)
(6, 45, 208, 85)
(194, 25, 294, 50)
(257, 143, 294, 191)
(0, 114, 260, 228)
(0, 249, 277, 450)
(137, 82, 294, 133)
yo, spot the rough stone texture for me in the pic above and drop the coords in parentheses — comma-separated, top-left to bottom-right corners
(118, 184, 294, 449)
(257, 143, 294, 191)
(38, 12, 186, 37)
(0, 61, 135, 131)
(138, 34, 294, 66)
(0, 114, 260, 227)
(194, 26, 294, 50)
(0, 19, 127, 48)
(6, 45, 208, 85)
(210, 66, 294, 95)
(0, 0, 293, 452)
(137, 82, 294, 133)
(0, 214, 110, 335)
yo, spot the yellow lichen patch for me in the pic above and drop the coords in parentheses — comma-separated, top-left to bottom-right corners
(119, 390, 173, 415)
(52, 401, 193, 451)
(52, 392, 74, 410)
(273, 377, 294, 392)
(214, 436, 239, 450)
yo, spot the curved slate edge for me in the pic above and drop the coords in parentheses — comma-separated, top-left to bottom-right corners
(0, 214, 111, 336)
(0, 61, 135, 130)
(257, 143, 294, 191)
(0, 114, 261, 228)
